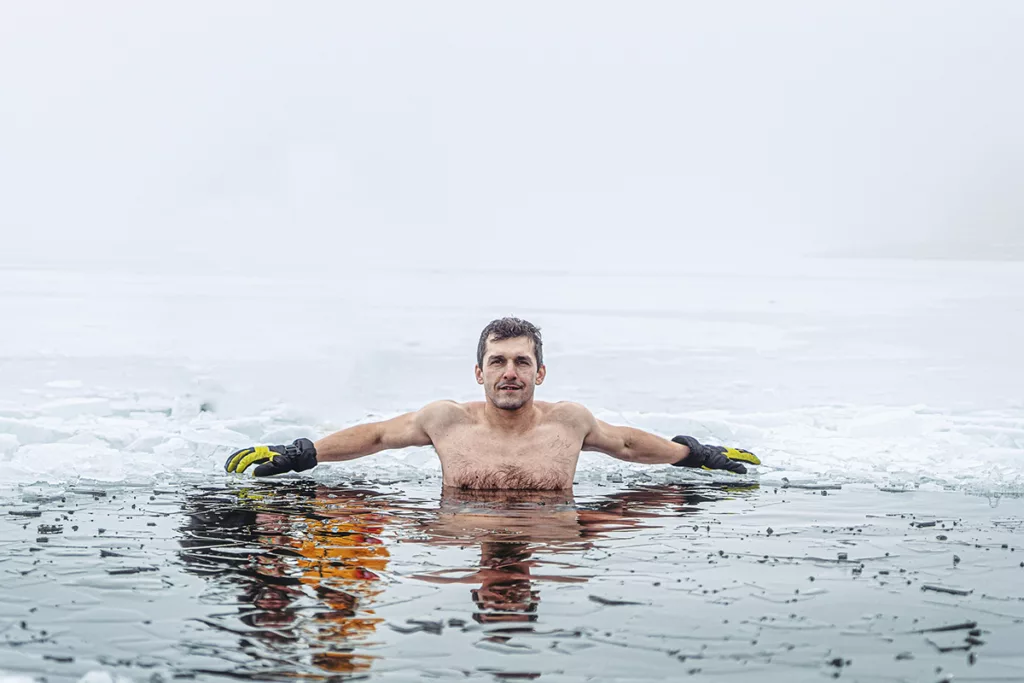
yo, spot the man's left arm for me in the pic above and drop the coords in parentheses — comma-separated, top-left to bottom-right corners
(574, 405, 760, 474)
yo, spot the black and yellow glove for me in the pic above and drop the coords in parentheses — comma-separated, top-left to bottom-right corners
(671, 435, 760, 474)
(224, 438, 318, 476)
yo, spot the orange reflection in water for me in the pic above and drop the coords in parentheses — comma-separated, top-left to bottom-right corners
(181, 485, 401, 677)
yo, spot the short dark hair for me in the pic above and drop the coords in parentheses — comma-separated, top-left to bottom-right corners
(476, 317, 543, 368)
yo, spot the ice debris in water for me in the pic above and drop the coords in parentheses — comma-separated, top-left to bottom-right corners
(0, 674, 40, 683)
(78, 672, 135, 683)
(45, 379, 84, 389)
(0, 384, 1022, 492)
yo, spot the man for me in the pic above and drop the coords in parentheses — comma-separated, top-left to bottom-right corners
(225, 317, 760, 489)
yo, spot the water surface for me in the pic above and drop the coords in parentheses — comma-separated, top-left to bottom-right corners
(3, 481, 1022, 682)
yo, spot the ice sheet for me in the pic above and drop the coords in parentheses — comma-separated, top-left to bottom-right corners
(1, 258, 1021, 492)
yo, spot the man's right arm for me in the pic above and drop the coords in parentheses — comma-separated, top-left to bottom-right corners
(225, 401, 458, 475)
(315, 401, 451, 462)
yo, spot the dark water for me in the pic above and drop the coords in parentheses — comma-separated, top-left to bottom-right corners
(2, 481, 1023, 682)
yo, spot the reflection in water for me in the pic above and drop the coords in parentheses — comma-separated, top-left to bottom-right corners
(180, 483, 399, 677)
(178, 482, 755, 680)
(414, 490, 591, 626)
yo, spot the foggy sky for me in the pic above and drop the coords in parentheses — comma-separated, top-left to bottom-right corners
(2, 1, 1022, 272)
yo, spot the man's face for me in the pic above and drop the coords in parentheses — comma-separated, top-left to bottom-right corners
(475, 336, 545, 411)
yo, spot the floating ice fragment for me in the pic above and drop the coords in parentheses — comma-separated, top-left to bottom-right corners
(0, 672, 40, 683)
(126, 433, 172, 453)
(78, 671, 135, 683)
(261, 425, 316, 444)
(402, 449, 442, 470)
(38, 397, 112, 418)
(0, 434, 19, 458)
(0, 417, 73, 444)
(45, 380, 83, 389)
(218, 417, 273, 440)
(180, 426, 253, 447)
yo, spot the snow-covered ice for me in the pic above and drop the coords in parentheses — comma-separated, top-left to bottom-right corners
(1, 258, 1021, 492)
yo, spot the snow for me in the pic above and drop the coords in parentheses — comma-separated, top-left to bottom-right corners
(1, 258, 1021, 492)
(77, 673, 134, 683)
(0, 676, 39, 683)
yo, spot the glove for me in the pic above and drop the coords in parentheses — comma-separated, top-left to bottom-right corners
(671, 435, 760, 474)
(224, 438, 318, 477)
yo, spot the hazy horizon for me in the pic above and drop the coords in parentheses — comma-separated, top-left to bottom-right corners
(2, 2, 1022, 273)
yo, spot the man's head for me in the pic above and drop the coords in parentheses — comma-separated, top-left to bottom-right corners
(475, 317, 545, 411)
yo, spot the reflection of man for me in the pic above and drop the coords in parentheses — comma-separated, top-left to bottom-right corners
(470, 542, 542, 623)
(411, 487, 711, 624)
(227, 317, 760, 488)
(412, 489, 593, 623)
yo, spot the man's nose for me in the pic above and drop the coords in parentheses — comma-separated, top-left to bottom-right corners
(502, 363, 518, 379)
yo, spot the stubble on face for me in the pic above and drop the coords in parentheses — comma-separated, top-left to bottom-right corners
(491, 384, 531, 411)
(489, 366, 532, 410)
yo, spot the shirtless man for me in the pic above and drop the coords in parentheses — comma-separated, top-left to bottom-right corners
(225, 317, 760, 489)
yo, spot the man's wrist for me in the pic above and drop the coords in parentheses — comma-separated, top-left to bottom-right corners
(286, 438, 318, 472)
(670, 435, 705, 468)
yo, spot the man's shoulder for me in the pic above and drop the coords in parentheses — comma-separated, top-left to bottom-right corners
(539, 401, 594, 424)
(418, 400, 478, 425)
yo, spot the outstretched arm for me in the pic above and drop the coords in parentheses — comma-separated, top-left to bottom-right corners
(580, 411, 690, 465)
(314, 401, 444, 462)
(574, 404, 759, 474)
(226, 400, 456, 475)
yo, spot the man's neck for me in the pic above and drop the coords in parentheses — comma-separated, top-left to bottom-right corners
(483, 400, 538, 433)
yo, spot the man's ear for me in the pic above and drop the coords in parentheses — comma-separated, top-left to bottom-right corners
(536, 365, 546, 385)
(474, 365, 484, 384)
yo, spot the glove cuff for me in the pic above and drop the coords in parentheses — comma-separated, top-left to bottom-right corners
(670, 435, 706, 468)
(285, 438, 318, 472)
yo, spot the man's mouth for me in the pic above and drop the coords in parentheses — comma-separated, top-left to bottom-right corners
(498, 385, 521, 391)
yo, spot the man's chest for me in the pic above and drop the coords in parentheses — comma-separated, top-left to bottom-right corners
(432, 423, 583, 489)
